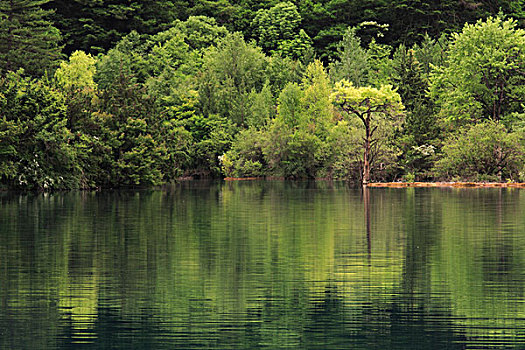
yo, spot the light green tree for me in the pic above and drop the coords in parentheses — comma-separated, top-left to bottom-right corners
(54, 51, 98, 130)
(329, 24, 393, 88)
(301, 60, 333, 135)
(224, 61, 334, 179)
(331, 81, 404, 184)
(366, 38, 393, 86)
(276, 82, 304, 129)
(430, 17, 525, 124)
(144, 31, 201, 109)
(248, 83, 274, 129)
(55, 51, 97, 91)
(262, 61, 333, 178)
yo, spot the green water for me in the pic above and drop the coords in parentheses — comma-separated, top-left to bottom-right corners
(1, 181, 524, 349)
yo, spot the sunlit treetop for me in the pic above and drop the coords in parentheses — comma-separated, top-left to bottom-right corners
(331, 80, 404, 119)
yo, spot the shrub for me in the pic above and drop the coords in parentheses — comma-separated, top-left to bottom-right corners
(434, 121, 524, 181)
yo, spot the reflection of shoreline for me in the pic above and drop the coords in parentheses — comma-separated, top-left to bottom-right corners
(368, 182, 525, 188)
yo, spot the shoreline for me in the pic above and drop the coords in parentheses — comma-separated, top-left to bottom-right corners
(223, 178, 525, 188)
(367, 182, 525, 188)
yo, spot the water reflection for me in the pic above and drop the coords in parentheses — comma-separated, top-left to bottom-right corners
(363, 186, 371, 263)
(1, 183, 525, 349)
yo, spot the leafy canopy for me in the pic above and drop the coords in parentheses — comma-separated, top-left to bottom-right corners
(331, 81, 404, 120)
(430, 17, 525, 124)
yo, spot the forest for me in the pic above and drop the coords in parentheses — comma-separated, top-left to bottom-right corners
(1, 0, 525, 189)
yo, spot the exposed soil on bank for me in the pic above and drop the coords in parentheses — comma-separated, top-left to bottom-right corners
(222, 178, 525, 188)
(224, 177, 263, 181)
(367, 182, 525, 188)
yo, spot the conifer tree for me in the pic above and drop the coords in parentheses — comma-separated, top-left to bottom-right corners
(0, 0, 62, 77)
(47, 0, 186, 54)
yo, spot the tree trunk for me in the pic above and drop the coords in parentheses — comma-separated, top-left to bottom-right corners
(362, 110, 371, 185)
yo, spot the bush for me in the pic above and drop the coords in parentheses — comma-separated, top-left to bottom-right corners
(0, 71, 81, 190)
(434, 121, 524, 181)
(221, 128, 266, 178)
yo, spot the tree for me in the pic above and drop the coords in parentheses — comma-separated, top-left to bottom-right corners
(0, 0, 62, 77)
(144, 29, 201, 108)
(94, 69, 168, 187)
(329, 24, 394, 88)
(383, 0, 480, 47)
(313, 0, 384, 62)
(301, 60, 333, 135)
(366, 37, 394, 87)
(430, 17, 525, 124)
(251, 2, 313, 59)
(198, 32, 268, 127)
(247, 83, 274, 129)
(329, 27, 369, 87)
(259, 61, 333, 179)
(223, 61, 334, 179)
(392, 41, 443, 178)
(220, 127, 266, 178)
(54, 50, 98, 130)
(163, 16, 229, 52)
(91, 33, 172, 186)
(189, 0, 244, 31)
(331, 81, 404, 184)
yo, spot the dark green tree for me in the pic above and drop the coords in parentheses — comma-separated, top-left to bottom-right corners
(0, 0, 62, 77)
(252, 2, 313, 59)
(0, 71, 79, 189)
(94, 69, 168, 187)
(383, 0, 476, 47)
(392, 44, 440, 179)
(47, 0, 187, 54)
(188, 0, 244, 31)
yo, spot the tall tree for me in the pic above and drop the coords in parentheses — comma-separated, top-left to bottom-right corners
(0, 0, 62, 77)
(392, 42, 442, 178)
(331, 81, 404, 184)
(430, 17, 525, 124)
(329, 27, 369, 87)
(198, 32, 268, 127)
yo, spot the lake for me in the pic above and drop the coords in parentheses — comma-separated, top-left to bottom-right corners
(1, 181, 524, 349)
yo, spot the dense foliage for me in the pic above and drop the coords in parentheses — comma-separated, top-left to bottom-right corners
(1, 1, 525, 189)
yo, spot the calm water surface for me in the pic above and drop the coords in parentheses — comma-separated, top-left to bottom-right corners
(1, 181, 524, 349)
